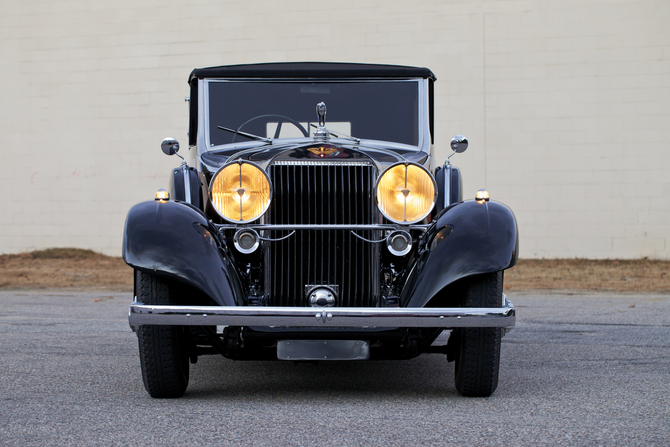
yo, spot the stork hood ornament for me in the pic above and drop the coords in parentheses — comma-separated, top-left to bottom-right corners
(313, 102, 330, 142)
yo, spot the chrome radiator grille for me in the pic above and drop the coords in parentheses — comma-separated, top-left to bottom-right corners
(264, 162, 380, 307)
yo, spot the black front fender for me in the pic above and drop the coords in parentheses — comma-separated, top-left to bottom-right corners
(402, 199, 519, 307)
(122, 200, 243, 306)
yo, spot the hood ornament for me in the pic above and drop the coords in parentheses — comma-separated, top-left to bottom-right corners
(313, 102, 330, 142)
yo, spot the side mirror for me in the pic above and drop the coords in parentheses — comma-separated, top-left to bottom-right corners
(161, 137, 180, 156)
(450, 135, 468, 153)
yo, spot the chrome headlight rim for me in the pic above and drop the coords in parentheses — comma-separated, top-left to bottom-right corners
(374, 161, 437, 225)
(208, 160, 273, 224)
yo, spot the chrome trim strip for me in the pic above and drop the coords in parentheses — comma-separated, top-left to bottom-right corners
(444, 165, 451, 208)
(129, 301, 515, 329)
(183, 166, 191, 204)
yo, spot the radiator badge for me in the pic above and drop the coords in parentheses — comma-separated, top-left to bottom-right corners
(308, 146, 339, 158)
(308, 287, 336, 307)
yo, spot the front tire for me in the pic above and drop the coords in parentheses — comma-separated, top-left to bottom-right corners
(453, 271, 503, 397)
(135, 270, 190, 398)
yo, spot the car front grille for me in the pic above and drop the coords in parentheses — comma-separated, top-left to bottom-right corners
(264, 162, 381, 307)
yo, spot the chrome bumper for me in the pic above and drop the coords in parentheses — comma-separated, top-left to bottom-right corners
(128, 298, 515, 330)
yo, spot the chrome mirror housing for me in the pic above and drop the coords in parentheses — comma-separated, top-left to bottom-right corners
(161, 137, 180, 156)
(450, 135, 468, 153)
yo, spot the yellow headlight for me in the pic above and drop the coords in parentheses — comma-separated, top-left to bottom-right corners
(210, 161, 272, 223)
(376, 163, 436, 224)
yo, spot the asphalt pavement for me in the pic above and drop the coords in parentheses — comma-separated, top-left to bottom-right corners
(0, 290, 668, 446)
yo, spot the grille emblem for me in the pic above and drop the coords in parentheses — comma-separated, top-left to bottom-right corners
(308, 147, 339, 158)
(306, 286, 338, 307)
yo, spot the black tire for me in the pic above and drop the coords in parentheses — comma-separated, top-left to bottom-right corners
(453, 271, 503, 397)
(135, 270, 190, 398)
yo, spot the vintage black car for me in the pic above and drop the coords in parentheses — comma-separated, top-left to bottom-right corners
(124, 62, 518, 398)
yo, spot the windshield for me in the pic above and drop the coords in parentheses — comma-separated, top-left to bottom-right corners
(207, 80, 419, 147)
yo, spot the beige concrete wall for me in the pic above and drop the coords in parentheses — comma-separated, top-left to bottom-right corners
(1, 0, 668, 258)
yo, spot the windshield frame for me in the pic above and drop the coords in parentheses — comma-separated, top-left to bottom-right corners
(199, 78, 431, 154)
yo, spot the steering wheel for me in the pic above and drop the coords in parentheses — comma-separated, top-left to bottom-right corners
(233, 114, 309, 142)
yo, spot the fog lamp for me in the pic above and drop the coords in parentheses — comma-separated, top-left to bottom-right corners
(386, 230, 412, 256)
(234, 229, 260, 254)
(475, 189, 490, 204)
(155, 188, 169, 202)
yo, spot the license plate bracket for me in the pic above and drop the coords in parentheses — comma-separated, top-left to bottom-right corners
(277, 340, 369, 361)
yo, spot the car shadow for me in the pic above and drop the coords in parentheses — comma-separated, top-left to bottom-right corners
(184, 354, 460, 401)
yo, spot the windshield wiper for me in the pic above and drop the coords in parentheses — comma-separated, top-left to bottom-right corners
(217, 126, 272, 143)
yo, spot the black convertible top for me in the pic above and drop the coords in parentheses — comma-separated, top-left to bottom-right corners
(189, 62, 436, 83)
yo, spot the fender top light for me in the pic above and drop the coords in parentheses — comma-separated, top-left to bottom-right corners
(210, 161, 272, 223)
(155, 188, 169, 202)
(475, 189, 490, 204)
(375, 162, 436, 224)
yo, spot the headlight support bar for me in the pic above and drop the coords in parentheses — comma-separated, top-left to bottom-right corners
(215, 224, 431, 232)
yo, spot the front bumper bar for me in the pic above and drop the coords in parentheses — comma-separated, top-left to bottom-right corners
(128, 298, 515, 330)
